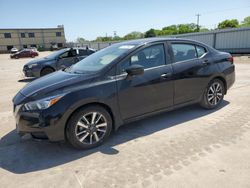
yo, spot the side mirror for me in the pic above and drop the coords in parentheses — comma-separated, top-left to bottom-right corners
(125, 64, 144, 76)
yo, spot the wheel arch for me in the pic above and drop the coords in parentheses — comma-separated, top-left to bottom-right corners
(40, 66, 56, 76)
(212, 76, 227, 94)
(64, 102, 115, 139)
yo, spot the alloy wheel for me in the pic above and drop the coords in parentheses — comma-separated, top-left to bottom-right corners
(207, 82, 223, 106)
(75, 112, 107, 144)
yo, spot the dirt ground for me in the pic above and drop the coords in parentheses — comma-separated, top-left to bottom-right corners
(0, 52, 250, 188)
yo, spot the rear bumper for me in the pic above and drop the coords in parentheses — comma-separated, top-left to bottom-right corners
(225, 65, 235, 91)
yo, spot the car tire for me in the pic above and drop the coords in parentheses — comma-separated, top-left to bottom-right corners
(31, 55, 35, 58)
(66, 105, 112, 150)
(200, 79, 225, 109)
(15, 56, 19, 59)
(40, 67, 54, 76)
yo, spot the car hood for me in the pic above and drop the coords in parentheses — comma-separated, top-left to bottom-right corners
(17, 70, 96, 101)
(25, 57, 53, 66)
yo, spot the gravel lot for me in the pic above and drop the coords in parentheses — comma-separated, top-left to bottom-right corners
(0, 52, 250, 188)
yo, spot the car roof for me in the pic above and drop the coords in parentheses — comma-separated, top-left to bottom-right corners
(63, 47, 96, 51)
(117, 37, 208, 47)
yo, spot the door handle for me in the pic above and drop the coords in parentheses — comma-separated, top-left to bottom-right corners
(161, 73, 172, 79)
(202, 60, 211, 66)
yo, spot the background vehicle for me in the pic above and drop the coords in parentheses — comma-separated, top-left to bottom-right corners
(10, 49, 38, 59)
(10, 47, 18, 54)
(13, 38, 235, 149)
(23, 47, 96, 77)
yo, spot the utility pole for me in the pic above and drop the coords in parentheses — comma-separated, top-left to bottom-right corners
(196, 14, 201, 31)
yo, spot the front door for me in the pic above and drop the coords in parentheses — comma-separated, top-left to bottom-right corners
(116, 43, 174, 120)
(57, 50, 78, 69)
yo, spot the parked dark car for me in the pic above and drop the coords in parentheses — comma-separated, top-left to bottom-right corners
(10, 49, 39, 59)
(13, 38, 235, 149)
(23, 47, 96, 77)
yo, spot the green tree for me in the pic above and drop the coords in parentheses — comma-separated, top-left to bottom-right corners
(76, 37, 86, 44)
(241, 16, 250, 27)
(178, 23, 197, 34)
(162, 25, 178, 35)
(95, 36, 113, 42)
(124, 31, 144, 40)
(145, 29, 157, 38)
(199, 28, 210, 32)
(218, 19, 239, 29)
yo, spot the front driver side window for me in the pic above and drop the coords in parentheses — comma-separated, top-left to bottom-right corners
(120, 44, 166, 73)
(59, 51, 69, 59)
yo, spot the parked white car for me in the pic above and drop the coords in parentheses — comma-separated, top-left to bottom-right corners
(10, 47, 18, 54)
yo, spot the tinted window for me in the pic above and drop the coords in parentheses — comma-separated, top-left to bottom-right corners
(28, 33, 35, 38)
(4, 33, 11, 38)
(57, 43, 63, 47)
(88, 50, 95, 55)
(121, 44, 166, 72)
(59, 50, 77, 59)
(196, 45, 206, 57)
(172, 43, 197, 62)
(21, 33, 25, 38)
(59, 51, 69, 59)
(56, 32, 61, 37)
(78, 49, 88, 56)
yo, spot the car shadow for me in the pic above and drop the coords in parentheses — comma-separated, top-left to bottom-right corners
(18, 78, 36, 83)
(0, 101, 229, 174)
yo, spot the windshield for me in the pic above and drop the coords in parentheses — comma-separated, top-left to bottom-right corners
(45, 49, 68, 59)
(67, 43, 136, 73)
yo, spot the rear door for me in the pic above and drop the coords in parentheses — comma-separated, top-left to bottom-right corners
(169, 41, 209, 105)
(116, 43, 174, 120)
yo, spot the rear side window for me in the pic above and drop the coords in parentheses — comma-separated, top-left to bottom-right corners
(171, 44, 197, 62)
(196, 45, 207, 57)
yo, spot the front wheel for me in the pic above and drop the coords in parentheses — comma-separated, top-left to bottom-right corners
(66, 105, 112, 149)
(200, 79, 225, 109)
(40, 67, 54, 76)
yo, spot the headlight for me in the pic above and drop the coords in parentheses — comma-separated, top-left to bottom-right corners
(28, 63, 38, 69)
(24, 94, 64, 111)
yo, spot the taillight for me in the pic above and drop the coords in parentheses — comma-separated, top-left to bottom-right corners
(228, 56, 234, 64)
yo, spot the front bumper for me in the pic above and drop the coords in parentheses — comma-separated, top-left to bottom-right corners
(23, 66, 40, 77)
(13, 103, 66, 142)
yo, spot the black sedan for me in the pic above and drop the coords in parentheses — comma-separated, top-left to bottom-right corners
(23, 47, 96, 77)
(13, 38, 235, 149)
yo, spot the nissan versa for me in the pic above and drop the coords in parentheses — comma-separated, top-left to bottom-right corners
(13, 38, 235, 149)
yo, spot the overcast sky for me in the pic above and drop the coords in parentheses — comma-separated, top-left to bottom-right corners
(0, 0, 249, 41)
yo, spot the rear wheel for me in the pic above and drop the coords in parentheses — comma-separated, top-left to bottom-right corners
(200, 79, 225, 109)
(40, 67, 54, 76)
(66, 105, 112, 149)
